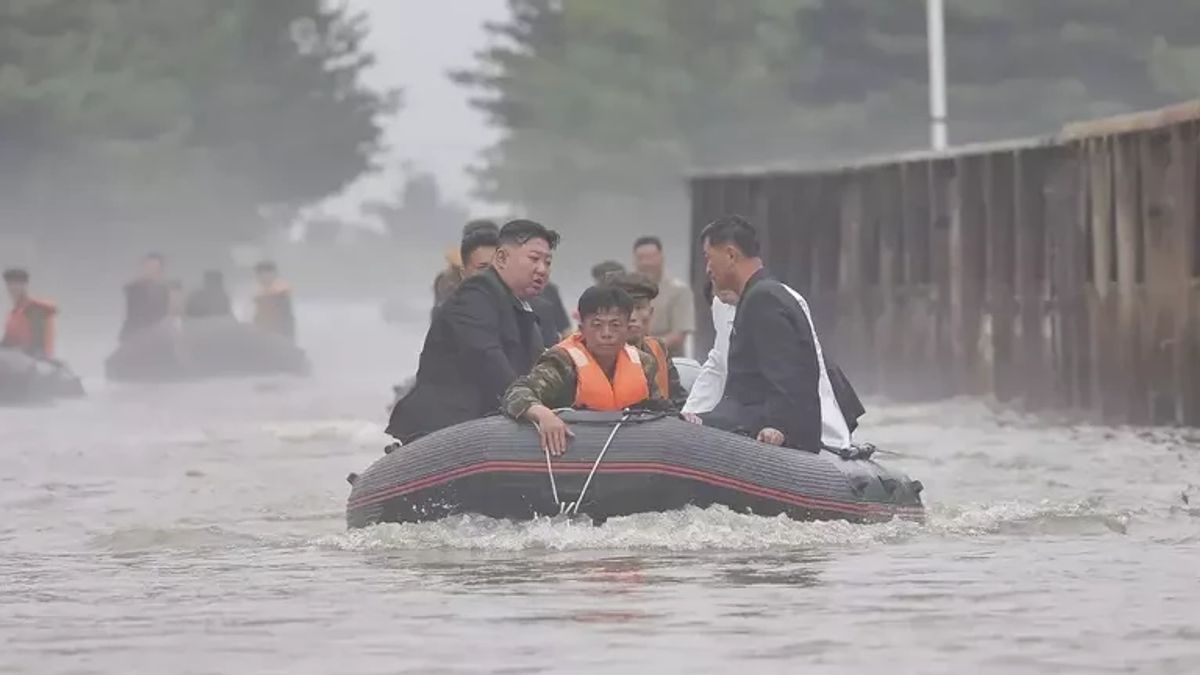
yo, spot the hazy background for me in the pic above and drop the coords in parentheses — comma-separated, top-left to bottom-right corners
(3, 0, 1200, 319)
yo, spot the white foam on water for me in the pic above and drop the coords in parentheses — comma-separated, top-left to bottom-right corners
(316, 496, 1138, 553)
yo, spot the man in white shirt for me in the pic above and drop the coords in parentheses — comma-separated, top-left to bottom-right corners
(682, 279, 859, 451)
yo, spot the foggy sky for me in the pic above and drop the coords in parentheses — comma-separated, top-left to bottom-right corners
(335, 0, 509, 218)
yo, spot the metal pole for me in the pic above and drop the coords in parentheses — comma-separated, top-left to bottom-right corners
(927, 0, 948, 150)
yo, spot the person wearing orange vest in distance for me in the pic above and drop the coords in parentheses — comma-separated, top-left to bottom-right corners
(252, 260, 295, 341)
(2, 268, 58, 360)
(501, 285, 669, 456)
(605, 271, 688, 409)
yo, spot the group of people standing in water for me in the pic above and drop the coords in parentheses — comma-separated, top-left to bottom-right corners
(2, 252, 298, 369)
(388, 214, 864, 456)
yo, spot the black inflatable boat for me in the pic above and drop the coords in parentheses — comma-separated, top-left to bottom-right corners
(0, 348, 85, 405)
(105, 317, 309, 382)
(346, 410, 924, 528)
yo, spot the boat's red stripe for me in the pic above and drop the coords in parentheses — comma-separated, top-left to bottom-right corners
(348, 460, 922, 518)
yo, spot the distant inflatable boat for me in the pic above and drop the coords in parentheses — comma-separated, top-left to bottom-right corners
(346, 410, 924, 528)
(105, 317, 309, 382)
(0, 349, 85, 405)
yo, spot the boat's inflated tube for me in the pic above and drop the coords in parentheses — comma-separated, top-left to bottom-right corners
(346, 410, 924, 527)
(0, 348, 85, 405)
(105, 317, 309, 382)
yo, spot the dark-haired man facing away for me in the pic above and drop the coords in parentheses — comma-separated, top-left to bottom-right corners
(502, 285, 665, 455)
(633, 236, 694, 357)
(696, 215, 836, 452)
(387, 219, 559, 443)
(119, 252, 171, 342)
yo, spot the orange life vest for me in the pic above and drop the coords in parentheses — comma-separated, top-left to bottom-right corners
(642, 336, 669, 398)
(254, 281, 291, 331)
(3, 297, 57, 358)
(556, 333, 650, 411)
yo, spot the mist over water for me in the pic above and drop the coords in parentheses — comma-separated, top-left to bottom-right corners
(2, 302, 1197, 674)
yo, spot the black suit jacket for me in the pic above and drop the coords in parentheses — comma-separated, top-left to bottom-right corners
(709, 269, 822, 451)
(387, 267, 544, 442)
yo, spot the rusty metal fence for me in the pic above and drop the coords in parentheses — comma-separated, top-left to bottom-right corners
(689, 100, 1200, 425)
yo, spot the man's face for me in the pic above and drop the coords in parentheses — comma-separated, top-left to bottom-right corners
(703, 241, 738, 294)
(5, 280, 27, 303)
(256, 270, 276, 288)
(633, 244, 664, 281)
(580, 308, 630, 362)
(627, 298, 654, 341)
(142, 258, 164, 281)
(496, 238, 552, 299)
(463, 245, 496, 277)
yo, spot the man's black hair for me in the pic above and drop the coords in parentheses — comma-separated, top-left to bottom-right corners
(590, 260, 625, 283)
(498, 219, 559, 249)
(633, 235, 662, 252)
(577, 285, 634, 320)
(202, 269, 224, 285)
(699, 214, 761, 258)
(460, 224, 500, 265)
(254, 260, 278, 274)
(463, 219, 498, 238)
(145, 252, 165, 263)
(3, 268, 30, 283)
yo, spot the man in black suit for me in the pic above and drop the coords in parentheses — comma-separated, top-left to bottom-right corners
(386, 219, 560, 443)
(693, 215, 824, 452)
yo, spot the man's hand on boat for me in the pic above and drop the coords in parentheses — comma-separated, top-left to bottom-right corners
(757, 427, 785, 446)
(527, 404, 574, 456)
(680, 412, 703, 425)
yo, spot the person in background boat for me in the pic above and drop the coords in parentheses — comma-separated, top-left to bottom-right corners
(694, 214, 849, 452)
(633, 236, 694, 358)
(184, 270, 234, 319)
(502, 285, 667, 455)
(166, 279, 185, 325)
(606, 271, 687, 409)
(2, 268, 57, 360)
(387, 219, 558, 443)
(433, 219, 498, 310)
(253, 260, 295, 341)
(119, 252, 170, 342)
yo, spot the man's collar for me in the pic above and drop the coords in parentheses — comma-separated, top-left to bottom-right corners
(483, 266, 533, 312)
(736, 267, 769, 310)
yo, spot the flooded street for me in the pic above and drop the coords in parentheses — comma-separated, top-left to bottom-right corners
(2, 304, 1198, 674)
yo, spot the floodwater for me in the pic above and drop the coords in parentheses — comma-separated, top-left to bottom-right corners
(2, 302, 1198, 674)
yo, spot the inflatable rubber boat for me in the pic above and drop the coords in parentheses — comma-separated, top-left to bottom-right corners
(105, 317, 309, 382)
(0, 348, 85, 405)
(346, 410, 924, 528)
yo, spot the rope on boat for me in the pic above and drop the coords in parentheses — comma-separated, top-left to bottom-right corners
(562, 410, 630, 516)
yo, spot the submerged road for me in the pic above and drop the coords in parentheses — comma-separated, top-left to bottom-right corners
(1, 302, 1197, 674)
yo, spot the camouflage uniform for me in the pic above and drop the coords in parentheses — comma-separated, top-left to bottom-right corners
(501, 344, 667, 419)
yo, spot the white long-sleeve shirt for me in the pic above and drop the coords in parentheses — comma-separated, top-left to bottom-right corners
(682, 286, 852, 449)
(681, 297, 735, 414)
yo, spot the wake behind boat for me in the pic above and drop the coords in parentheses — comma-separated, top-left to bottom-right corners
(346, 410, 924, 528)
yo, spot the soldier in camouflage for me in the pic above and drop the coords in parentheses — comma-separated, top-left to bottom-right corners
(502, 285, 669, 454)
(603, 271, 688, 409)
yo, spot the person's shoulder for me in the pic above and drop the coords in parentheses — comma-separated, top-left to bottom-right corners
(666, 277, 692, 293)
